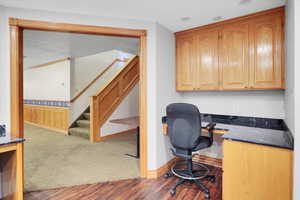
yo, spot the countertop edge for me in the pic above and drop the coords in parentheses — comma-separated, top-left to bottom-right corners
(223, 137, 294, 150)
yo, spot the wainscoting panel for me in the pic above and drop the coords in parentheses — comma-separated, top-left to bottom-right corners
(24, 104, 69, 133)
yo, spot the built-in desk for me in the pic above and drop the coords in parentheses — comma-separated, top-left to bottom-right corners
(0, 137, 25, 200)
(162, 113, 294, 200)
(221, 125, 293, 200)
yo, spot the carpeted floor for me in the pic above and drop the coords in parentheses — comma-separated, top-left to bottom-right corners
(24, 123, 139, 192)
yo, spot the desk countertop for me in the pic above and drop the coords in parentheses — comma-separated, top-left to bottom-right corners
(202, 122, 293, 150)
(0, 133, 25, 147)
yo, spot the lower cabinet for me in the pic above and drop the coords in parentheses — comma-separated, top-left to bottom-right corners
(222, 140, 293, 200)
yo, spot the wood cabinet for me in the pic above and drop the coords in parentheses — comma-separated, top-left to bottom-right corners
(176, 36, 195, 90)
(194, 29, 219, 90)
(220, 22, 250, 90)
(0, 143, 24, 200)
(249, 12, 284, 89)
(223, 140, 293, 200)
(175, 7, 284, 91)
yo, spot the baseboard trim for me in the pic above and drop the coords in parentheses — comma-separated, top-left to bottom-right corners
(147, 157, 180, 179)
(193, 154, 222, 168)
(24, 121, 68, 134)
(97, 128, 136, 141)
(146, 155, 222, 179)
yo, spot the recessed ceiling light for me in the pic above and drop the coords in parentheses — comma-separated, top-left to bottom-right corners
(213, 16, 223, 21)
(239, 0, 251, 5)
(180, 17, 191, 22)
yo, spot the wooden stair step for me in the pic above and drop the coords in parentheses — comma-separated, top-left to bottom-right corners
(76, 120, 90, 128)
(83, 113, 90, 120)
(69, 127, 90, 140)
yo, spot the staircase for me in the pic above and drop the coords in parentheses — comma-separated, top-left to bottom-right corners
(69, 109, 91, 139)
(68, 56, 139, 142)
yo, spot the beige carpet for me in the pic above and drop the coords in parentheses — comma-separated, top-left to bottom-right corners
(24, 123, 139, 192)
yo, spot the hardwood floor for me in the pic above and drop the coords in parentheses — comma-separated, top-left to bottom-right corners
(25, 166, 222, 200)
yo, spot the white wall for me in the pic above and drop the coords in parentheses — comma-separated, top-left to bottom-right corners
(0, 6, 159, 171)
(70, 50, 134, 97)
(181, 91, 285, 119)
(101, 84, 139, 136)
(23, 30, 139, 68)
(155, 23, 183, 169)
(24, 60, 71, 101)
(293, 1, 300, 200)
(0, 6, 9, 125)
(285, 0, 295, 134)
(70, 59, 135, 124)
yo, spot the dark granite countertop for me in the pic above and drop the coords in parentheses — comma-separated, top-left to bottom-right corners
(201, 114, 294, 150)
(0, 134, 25, 146)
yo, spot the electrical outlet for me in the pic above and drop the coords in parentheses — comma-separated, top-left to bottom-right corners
(0, 124, 6, 137)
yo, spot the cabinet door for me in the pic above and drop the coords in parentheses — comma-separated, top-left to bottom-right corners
(176, 36, 196, 90)
(194, 29, 219, 90)
(220, 22, 250, 90)
(249, 13, 284, 89)
(223, 140, 293, 200)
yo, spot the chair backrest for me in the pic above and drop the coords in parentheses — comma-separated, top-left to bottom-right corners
(166, 103, 202, 150)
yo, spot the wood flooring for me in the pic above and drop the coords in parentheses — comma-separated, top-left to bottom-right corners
(25, 166, 222, 200)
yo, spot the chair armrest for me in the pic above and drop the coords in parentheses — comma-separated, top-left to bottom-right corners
(162, 116, 167, 124)
(162, 116, 168, 135)
(205, 123, 217, 144)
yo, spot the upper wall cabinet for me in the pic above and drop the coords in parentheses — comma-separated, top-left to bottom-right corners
(220, 21, 250, 90)
(249, 12, 284, 89)
(194, 29, 219, 90)
(176, 36, 195, 90)
(175, 7, 285, 91)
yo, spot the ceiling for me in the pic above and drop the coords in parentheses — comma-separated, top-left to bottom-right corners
(0, 0, 285, 31)
(23, 30, 139, 68)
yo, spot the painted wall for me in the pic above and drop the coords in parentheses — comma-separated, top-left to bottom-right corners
(101, 84, 139, 136)
(23, 30, 139, 68)
(285, 0, 295, 134)
(0, 6, 8, 126)
(70, 58, 136, 124)
(293, 1, 300, 199)
(155, 23, 183, 169)
(70, 50, 134, 98)
(24, 60, 71, 101)
(180, 91, 285, 119)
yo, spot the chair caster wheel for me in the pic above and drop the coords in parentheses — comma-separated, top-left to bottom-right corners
(207, 175, 215, 183)
(170, 189, 176, 196)
(164, 172, 172, 178)
(204, 193, 210, 199)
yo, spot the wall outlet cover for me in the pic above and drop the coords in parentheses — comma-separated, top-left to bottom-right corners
(0, 124, 6, 137)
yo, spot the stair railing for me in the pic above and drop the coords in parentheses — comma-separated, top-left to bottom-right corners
(70, 58, 126, 103)
(90, 56, 139, 142)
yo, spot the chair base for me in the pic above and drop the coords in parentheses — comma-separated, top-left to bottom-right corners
(165, 160, 215, 199)
(171, 160, 210, 180)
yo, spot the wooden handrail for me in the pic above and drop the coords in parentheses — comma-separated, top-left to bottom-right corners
(70, 58, 125, 103)
(27, 57, 70, 69)
(93, 56, 138, 97)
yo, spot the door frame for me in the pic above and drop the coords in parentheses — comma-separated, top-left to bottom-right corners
(9, 18, 148, 182)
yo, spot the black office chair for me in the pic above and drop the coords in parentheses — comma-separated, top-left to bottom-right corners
(162, 103, 216, 199)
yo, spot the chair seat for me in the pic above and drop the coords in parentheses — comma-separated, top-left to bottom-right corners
(193, 136, 211, 151)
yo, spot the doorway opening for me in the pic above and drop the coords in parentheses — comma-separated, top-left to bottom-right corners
(9, 18, 148, 193)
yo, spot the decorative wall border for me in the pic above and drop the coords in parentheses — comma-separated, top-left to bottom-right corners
(24, 99, 70, 107)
